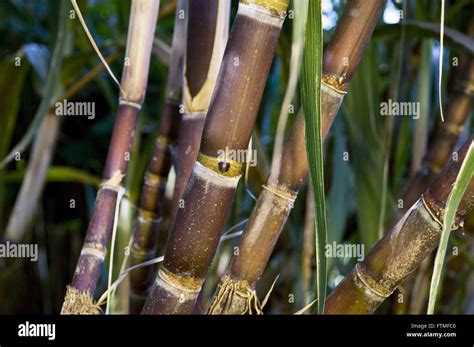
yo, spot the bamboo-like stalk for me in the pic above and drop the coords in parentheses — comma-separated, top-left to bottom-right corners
(128, 0, 186, 314)
(392, 19, 474, 314)
(142, 0, 289, 314)
(169, 0, 229, 222)
(61, 0, 160, 314)
(324, 137, 474, 314)
(208, 0, 386, 315)
(401, 54, 474, 209)
(4, 52, 119, 244)
(401, 15, 474, 211)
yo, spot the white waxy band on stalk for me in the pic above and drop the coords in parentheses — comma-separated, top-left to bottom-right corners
(138, 214, 163, 225)
(355, 263, 391, 299)
(420, 196, 443, 231)
(119, 98, 143, 110)
(238, 3, 285, 27)
(262, 184, 296, 203)
(182, 112, 206, 121)
(321, 79, 347, 96)
(154, 269, 201, 302)
(100, 184, 124, 194)
(80, 247, 106, 262)
(193, 161, 241, 188)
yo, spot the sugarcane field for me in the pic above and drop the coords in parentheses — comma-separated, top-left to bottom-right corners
(0, 0, 473, 339)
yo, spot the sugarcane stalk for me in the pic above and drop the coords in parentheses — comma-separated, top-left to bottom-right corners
(392, 18, 474, 314)
(398, 66, 473, 312)
(4, 52, 119, 245)
(324, 137, 474, 314)
(169, 0, 229, 222)
(208, 0, 386, 315)
(401, 20, 474, 210)
(142, 0, 289, 314)
(128, 0, 186, 314)
(61, 0, 160, 314)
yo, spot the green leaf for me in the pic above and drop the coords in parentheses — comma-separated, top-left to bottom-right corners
(326, 121, 351, 266)
(0, 55, 29, 225)
(3, 166, 101, 187)
(22, 43, 50, 83)
(342, 44, 386, 249)
(300, 0, 327, 314)
(0, 56, 29, 161)
(427, 141, 474, 314)
(374, 20, 474, 56)
(410, 40, 433, 179)
(0, 0, 70, 169)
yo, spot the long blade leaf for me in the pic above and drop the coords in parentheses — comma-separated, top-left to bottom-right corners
(300, 0, 326, 314)
(427, 141, 474, 314)
(0, 0, 69, 169)
(3, 166, 101, 187)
